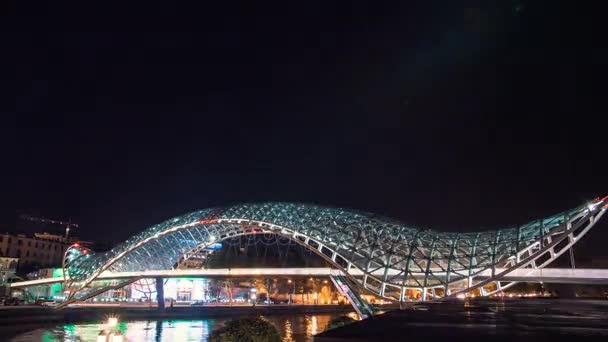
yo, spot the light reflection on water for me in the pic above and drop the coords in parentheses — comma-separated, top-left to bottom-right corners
(283, 319, 294, 342)
(11, 313, 352, 342)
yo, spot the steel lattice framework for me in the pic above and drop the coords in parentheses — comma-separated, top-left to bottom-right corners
(63, 197, 608, 302)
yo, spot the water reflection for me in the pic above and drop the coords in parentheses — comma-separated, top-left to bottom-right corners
(310, 315, 318, 336)
(10, 313, 351, 342)
(283, 319, 294, 342)
(346, 312, 360, 321)
(154, 321, 161, 342)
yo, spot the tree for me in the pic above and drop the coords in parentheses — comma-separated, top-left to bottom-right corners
(208, 279, 223, 302)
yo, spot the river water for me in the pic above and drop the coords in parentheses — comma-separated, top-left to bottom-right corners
(9, 312, 357, 341)
(9, 299, 608, 341)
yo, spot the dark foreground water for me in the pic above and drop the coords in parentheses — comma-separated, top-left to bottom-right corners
(317, 298, 608, 341)
(9, 312, 358, 341)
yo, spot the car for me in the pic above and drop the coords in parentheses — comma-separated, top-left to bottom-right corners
(38, 299, 56, 306)
(36, 297, 55, 306)
(190, 300, 205, 306)
(2, 297, 23, 306)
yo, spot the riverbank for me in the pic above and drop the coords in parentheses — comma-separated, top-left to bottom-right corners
(315, 298, 608, 341)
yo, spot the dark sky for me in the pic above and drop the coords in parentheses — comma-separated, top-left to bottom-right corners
(3, 1, 608, 256)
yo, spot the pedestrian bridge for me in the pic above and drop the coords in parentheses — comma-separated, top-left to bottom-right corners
(12, 267, 608, 288)
(31, 195, 607, 313)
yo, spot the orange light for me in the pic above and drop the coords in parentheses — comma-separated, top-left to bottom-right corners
(73, 243, 80, 248)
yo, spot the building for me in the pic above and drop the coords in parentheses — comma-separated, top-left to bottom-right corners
(0, 257, 19, 296)
(22, 267, 65, 300)
(0, 232, 74, 269)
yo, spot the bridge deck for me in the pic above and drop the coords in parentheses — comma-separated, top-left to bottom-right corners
(11, 268, 608, 288)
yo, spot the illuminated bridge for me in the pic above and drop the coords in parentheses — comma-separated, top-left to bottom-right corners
(29, 196, 608, 314)
(13, 267, 608, 288)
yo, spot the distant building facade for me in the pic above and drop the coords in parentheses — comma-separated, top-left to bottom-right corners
(0, 257, 19, 296)
(0, 232, 76, 268)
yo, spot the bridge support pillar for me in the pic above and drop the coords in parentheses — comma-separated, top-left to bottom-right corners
(155, 277, 164, 309)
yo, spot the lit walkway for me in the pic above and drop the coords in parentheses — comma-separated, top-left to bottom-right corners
(11, 267, 608, 288)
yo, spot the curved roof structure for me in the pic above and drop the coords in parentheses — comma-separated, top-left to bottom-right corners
(64, 197, 608, 301)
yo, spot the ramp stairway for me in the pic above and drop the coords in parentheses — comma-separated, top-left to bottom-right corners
(330, 274, 374, 319)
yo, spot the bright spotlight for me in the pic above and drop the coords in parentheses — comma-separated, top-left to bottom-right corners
(107, 316, 118, 327)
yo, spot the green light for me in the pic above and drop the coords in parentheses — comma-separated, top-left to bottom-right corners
(49, 282, 63, 298)
(42, 331, 55, 342)
(63, 324, 76, 336)
(52, 268, 64, 278)
(118, 322, 127, 334)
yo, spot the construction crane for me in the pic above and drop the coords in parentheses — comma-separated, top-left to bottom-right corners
(19, 215, 79, 242)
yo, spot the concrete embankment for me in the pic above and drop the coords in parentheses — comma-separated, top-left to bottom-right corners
(0, 304, 354, 326)
(315, 299, 608, 341)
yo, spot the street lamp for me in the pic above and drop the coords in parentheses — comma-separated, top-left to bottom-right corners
(250, 288, 257, 306)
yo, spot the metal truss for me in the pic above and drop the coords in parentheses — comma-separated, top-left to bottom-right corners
(62, 197, 608, 303)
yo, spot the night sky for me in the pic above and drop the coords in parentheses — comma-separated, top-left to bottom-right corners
(3, 2, 608, 257)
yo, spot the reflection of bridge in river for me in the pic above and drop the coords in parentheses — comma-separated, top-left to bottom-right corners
(12, 267, 608, 288)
